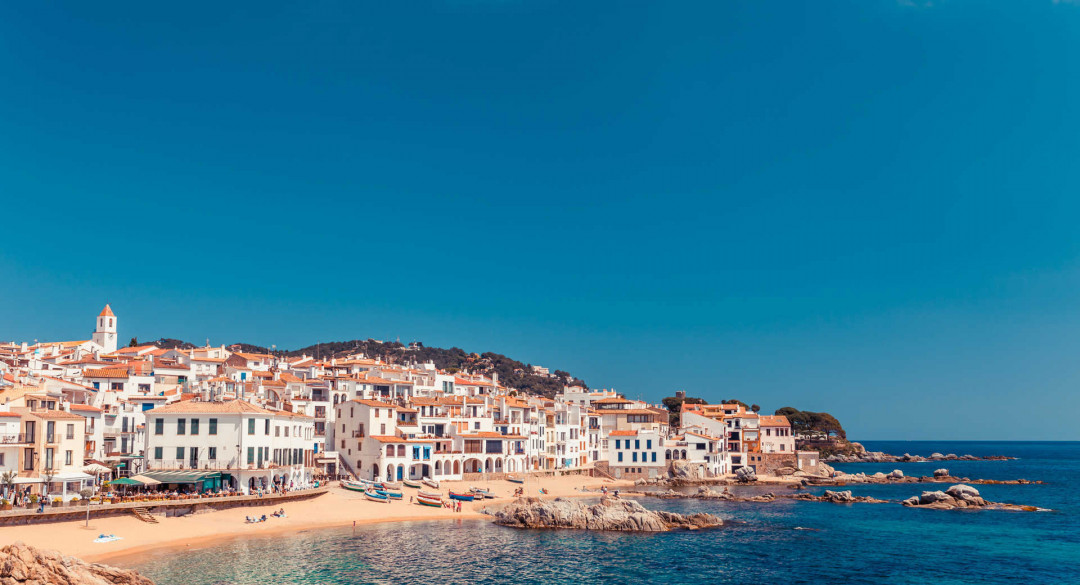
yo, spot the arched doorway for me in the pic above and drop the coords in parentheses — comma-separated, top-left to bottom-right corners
(453, 460, 460, 475)
(435, 461, 442, 475)
(371, 463, 380, 480)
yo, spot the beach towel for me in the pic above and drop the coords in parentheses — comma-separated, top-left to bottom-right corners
(93, 534, 122, 544)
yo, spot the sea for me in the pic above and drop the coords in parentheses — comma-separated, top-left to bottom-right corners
(128, 441, 1079, 585)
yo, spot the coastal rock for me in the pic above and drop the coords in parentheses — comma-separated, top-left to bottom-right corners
(735, 467, 757, 483)
(0, 542, 154, 585)
(790, 490, 889, 504)
(669, 460, 705, 480)
(930, 453, 945, 460)
(933, 468, 950, 478)
(901, 484, 1038, 511)
(888, 469, 904, 479)
(493, 496, 722, 532)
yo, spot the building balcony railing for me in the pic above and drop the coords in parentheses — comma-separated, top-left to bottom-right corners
(0, 434, 31, 445)
(351, 430, 365, 438)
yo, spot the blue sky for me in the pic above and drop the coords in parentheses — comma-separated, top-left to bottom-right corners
(2, 1, 1079, 440)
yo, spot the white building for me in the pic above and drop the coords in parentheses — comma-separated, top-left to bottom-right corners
(145, 400, 316, 494)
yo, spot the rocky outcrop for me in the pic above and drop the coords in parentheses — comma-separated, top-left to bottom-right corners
(788, 490, 888, 504)
(668, 460, 705, 481)
(492, 496, 722, 531)
(825, 452, 1015, 463)
(933, 468, 950, 478)
(0, 542, 154, 585)
(735, 467, 757, 483)
(901, 485, 1041, 511)
(820, 472, 1041, 486)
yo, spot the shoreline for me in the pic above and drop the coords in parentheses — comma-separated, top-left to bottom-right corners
(2, 475, 633, 567)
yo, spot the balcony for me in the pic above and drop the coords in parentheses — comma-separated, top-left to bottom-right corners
(351, 430, 365, 438)
(0, 434, 31, 445)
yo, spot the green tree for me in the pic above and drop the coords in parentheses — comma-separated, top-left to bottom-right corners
(751, 404, 761, 413)
(128, 337, 139, 347)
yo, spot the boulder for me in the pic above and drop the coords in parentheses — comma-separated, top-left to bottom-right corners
(493, 496, 722, 532)
(930, 453, 945, 460)
(669, 460, 704, 480)
(933, 468, 950, 478)
(888, 469, 904, 479)
(0, 542, 154, 585)
(735, 466, 757, 482)
(946, 484, 981, 501)
(918, 490, 951, 505)
(822, 490, 855, 503)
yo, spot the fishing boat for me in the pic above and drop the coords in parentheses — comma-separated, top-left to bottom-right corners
(418, 490, 442, 500)
(382, 481, 403, 491)
(506, 475, 524, 484)
(341, 480, 367, 493)
(470, 487, 494, 499)
(422, 477, 439, 489)
(376, 489, 403, 500)
(403, 479, 422, 489)
(365, 490, 390, 503)
(448, 491, 475, 502)
(415, 494, 442, 507)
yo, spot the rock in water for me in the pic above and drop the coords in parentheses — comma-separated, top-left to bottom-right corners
(933, 468, 950, 478)
(0, 542, 155, 585)
(493, 496, 722, 532)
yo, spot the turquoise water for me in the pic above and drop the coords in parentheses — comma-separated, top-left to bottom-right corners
(130, 441, 1078, 584)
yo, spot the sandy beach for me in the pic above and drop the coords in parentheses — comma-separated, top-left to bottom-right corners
(3, 475, 631, 566)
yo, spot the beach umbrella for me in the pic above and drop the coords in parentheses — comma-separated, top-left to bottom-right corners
(83, 464, 111, 475)
(109, 477, 143, 486)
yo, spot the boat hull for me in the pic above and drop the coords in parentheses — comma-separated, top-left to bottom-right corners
(416, 496, 441, 507)
(365, 492, 390, 503)
(422, 477, 439, 489)
(403, 479, 422, 489)
(448, 492, 475, 502)
(341, 481, 367, 493)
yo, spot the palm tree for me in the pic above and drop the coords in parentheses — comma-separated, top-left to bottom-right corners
(1, 470, 15, 499)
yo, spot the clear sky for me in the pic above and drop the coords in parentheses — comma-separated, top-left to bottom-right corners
(2, 1, 1079, 441)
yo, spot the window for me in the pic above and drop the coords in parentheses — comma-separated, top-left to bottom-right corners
(634, 439, 640, 450)
(0, 454, 3, 466)
(208, 447, 217, 460)
(177, 418, 186, 435)
(248, 419, 255, 435)
(247, 447, 255, 464)
(66, 424, 75, 440)
(632, 452, 638, 463)
(380, 424, 386, 434)
(191, 418, 200, 435)
(45, 448, 54, 469)
(285, 427, 289, 437)
(265, 419, 270, 435)
(155, 419, 164, 435)
(780, 444, 785, 451)
(176, 447, 185, 460)
(65, 450, 72, 465)
(646, 439, 652, 450)
(154, 447, 162, 460)
(652, 452, 657, 463)
(23, 448, 33, 470)
(615, 440, 621, 449)
(617, 452, 623, 462)
(209, 418, 217, 435)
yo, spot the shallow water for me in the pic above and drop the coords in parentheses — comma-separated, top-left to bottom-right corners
(130, 441, 1079, 584)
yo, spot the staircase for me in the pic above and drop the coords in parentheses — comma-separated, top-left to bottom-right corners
(132, 507, 159, 523)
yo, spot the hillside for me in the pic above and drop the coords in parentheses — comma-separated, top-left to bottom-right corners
(140, 337, 586, 398)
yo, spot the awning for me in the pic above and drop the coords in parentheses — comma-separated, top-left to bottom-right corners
(110, 477, 143, 486)
(12, 477, 43, 484)
(141, 470, 221, 484)
(129, 474, 160, 486)
(53, 472, 94, 481)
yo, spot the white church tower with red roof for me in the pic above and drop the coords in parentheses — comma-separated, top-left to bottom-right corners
(92, 304, 118, 353)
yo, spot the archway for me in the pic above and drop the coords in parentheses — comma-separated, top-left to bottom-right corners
(494, 458, 503, 472)
(371, 463, 380, 480)
(453, 460, 460, 475)
(681, 450, 687, 460)
(435, 461, 442, 475)
(397, 464, 404, 481)
(385, 465, 394, 481)
(666, 449, 671, 460)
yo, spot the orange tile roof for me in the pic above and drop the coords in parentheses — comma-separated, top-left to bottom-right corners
(759, 415, 789, 426)
(608, 430, 638, 436)
(350, 399, 398, 408)
(148, 400, 274, 415)
(70, 404, 102, 413)
(99, 304, 115, 317)
(29, 410, 85, 420)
